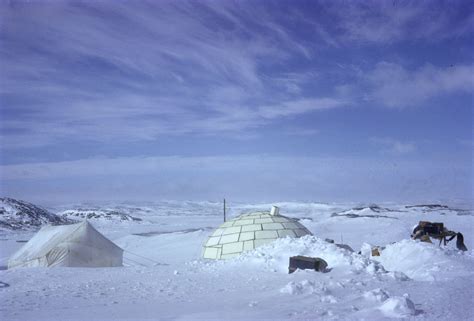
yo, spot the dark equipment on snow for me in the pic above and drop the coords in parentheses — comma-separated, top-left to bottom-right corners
(411, 221, 467, 251)
(289, 256, 328, 274)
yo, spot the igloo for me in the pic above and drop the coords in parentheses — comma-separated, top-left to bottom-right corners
(202, 206, 312, 259)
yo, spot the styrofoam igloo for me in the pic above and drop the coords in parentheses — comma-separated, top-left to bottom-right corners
(202, 206, 312, 259)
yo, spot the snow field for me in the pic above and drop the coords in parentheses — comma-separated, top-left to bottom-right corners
(0, 200, 473, 320)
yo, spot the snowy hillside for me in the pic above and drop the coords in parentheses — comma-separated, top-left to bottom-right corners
(0, 197, 73, 230)
(58, 207, 142, 223)
(0, 200, 473, 320)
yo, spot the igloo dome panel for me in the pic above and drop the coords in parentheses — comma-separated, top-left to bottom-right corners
(202, 208, 312, 259)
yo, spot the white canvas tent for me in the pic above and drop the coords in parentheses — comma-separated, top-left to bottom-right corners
(8, 221, 123, 269)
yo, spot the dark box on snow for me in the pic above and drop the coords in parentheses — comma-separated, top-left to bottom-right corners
(288, 256, 328, 274)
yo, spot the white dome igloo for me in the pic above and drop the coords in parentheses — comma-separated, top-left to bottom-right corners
(202, 206, 312, 259)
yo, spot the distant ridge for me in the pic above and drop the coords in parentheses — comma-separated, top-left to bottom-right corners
(0, 197, 75, 230)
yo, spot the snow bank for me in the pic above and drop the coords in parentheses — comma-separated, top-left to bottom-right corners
(379, 296, 416, 318)
(218, 235, 387, 276)
(280, 280, 338, 303)
(362, 289, 416, 318)
(363, 288, 390, 302)
(280, 279, 329, 295)
(372, 239, 462, 281)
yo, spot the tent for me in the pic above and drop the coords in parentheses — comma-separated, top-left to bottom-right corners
(8, 221, 123, 268)
(202, 206, 312, 259)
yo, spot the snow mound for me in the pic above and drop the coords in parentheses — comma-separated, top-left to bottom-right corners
(280, 280, 327, 295)
(221, 235, 387, 276)
(379, 296, 416, 318)
(373, 239, 463, 281)
(0, 197, 73, 230)
(363, 288, 390, 302)
(280, 280, 338, 303)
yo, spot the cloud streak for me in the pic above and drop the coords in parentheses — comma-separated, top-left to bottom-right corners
(323, 0, 474, 44)
(1, 1, 472, 149)
(365, 63, 474, 108)
(1, 1, 329, 147)
(370, 137, 417, 155)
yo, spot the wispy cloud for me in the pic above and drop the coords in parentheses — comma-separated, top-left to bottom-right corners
(0, 1, 348, 147)
(370, 137, 417, 155)
(364, 62, 474, 108)
(332, 61, 474, 109)
(283, 128, 319, 137)
(258, 98, 346, 119)
(323, 0, 474, 44)
(0, 1, 472, 150)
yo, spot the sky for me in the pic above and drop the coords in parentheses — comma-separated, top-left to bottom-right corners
(0, 0, 473, 204)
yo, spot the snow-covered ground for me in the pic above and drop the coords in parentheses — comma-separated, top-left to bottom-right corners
(1, 200, 473, 320)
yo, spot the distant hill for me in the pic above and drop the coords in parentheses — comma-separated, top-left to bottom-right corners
(0, 197, 75, 230)
(58, 207, 142, 222)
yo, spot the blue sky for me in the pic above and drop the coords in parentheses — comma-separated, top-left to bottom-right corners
(0, 0, 473, 204)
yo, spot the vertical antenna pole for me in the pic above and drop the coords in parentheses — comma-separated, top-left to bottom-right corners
(223, 198, 226, 222)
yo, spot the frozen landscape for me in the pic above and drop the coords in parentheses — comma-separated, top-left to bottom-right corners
(1, 198, 473, 320)
(1, 1, 473, 320)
